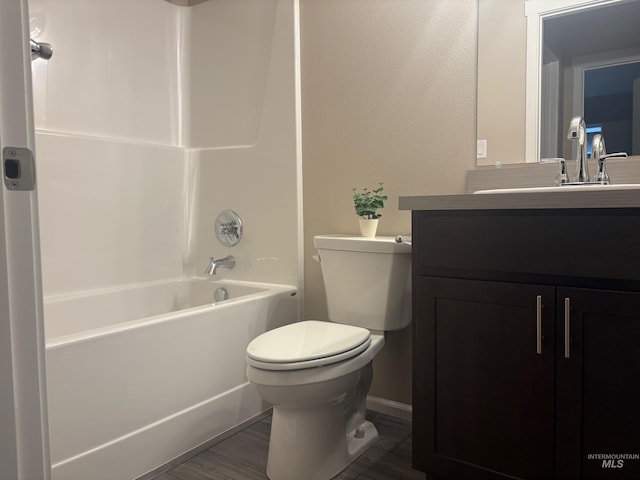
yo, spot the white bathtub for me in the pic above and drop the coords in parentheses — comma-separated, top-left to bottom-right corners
(44, 278, 298, 480)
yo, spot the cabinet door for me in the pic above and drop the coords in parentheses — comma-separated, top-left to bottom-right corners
(556, 287, 640, 480)
(413, 277, 555, 480)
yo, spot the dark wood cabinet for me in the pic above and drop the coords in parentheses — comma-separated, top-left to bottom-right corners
(411, 209, 640, 480)
(556, 287, 640, 480)
(413, 276, 555, 480)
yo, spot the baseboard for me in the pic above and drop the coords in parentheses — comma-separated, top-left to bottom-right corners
(51, 383, 268, 480)
(366, 396, 412, 422)
(136, 407, 272, 480)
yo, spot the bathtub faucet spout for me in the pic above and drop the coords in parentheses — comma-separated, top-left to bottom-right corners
(205, 255, 235, 275)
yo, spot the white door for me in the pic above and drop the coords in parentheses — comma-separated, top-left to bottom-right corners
(0, 0, 51, 478)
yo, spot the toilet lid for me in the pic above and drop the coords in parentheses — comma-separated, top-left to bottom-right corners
(246, 320, 371, 370)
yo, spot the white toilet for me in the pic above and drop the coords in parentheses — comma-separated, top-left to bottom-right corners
(246, 235, 411, 480)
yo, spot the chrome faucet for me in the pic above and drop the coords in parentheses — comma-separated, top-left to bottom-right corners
(205, 255, 235, 275)
(591, 134, 608, 184)
(559, 120, 628, 186)
(567, 116, 589, 183)
(591, 133, 628, 184)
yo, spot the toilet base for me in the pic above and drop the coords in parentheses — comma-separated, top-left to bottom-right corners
(265, 404, 379, 480)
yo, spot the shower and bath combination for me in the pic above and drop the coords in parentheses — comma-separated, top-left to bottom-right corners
(30, 38, 52, 61)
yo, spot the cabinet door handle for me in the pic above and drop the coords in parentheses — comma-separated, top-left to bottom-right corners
(536, 295, 542, 355)
(564, 297, 571, 359)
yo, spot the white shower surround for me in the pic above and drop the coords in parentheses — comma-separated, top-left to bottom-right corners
(31, 0, 301, 295)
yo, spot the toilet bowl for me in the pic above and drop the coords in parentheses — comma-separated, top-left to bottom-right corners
(246, 321, 385, 480)
(246, 235, 411, 480)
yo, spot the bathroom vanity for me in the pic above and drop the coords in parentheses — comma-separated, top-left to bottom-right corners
(400, 190, 640, 480)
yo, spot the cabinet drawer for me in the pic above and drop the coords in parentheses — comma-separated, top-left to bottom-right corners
(413, 209, 640, 283)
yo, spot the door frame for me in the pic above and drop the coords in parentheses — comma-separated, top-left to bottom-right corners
(0, 0, 51, 478)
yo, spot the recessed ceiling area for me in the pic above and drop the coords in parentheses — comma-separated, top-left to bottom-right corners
(543, 1, 640, 60)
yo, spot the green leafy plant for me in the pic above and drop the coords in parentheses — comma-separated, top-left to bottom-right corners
(352, 183, 388, 219)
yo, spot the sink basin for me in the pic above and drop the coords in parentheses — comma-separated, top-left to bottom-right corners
(474, 184, 640, 194)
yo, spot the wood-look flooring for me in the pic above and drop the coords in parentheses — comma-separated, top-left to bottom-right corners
(150, 411, 426, 480)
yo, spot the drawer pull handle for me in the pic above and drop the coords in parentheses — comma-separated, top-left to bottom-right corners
(564, 297, 571, 359)
(536, 295, 542, 355)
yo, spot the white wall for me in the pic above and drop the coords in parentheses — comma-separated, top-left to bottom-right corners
(183, 0, 300, 286)
(35, 134, 187, 295)
(29, 0, 183, 145)
(30, 0, 300, 296)
(187, 0, 278, 149)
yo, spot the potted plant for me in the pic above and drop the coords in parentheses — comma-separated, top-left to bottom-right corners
(352, 182, 387, 237)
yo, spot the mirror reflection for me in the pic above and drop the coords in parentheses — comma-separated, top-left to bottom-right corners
(477, 0, 640, 165)
(541, 1, 640, 160)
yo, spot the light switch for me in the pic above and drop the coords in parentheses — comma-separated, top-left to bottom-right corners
(477, 140, 487, 159)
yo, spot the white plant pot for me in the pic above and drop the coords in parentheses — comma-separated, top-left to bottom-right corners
(358, 218, 379, 238)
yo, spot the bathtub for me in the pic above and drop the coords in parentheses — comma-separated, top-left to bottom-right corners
(44, 278, 298, 480)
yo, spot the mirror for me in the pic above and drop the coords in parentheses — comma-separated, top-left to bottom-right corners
(477, 0, 640, 166)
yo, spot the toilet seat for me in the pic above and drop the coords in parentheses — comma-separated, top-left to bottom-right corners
(246, 320, 371, 371)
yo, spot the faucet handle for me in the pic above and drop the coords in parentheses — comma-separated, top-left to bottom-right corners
(600, 152, 628, 160)
(591, 134, 606, 160)
(554, 158, 570, 185)
(594, 152, 628, 185)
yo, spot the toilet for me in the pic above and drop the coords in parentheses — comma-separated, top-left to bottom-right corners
(246, 235, 411, 480)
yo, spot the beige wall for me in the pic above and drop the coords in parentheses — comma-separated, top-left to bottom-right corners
(477, 0, 527, 166)
(300, 0, 478, 404)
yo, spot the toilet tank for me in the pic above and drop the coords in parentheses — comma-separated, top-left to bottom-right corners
(313, 235, 411, 331)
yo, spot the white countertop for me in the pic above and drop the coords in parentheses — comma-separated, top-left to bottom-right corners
(399, 189, 640, 211)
